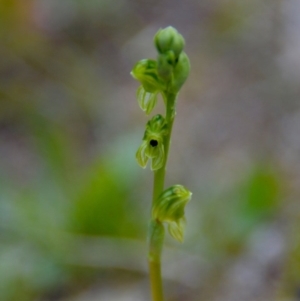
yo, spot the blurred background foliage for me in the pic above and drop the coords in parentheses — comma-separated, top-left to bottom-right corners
(0, 0, 299, 300)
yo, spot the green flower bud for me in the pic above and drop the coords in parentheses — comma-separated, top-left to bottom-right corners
(154, 26, 185, 59)
(156, 52, 175, 81)
(152, 185, 192, 242)
(131, 59, 166, 93)
(136, 114, 168, 171)
(136, 85, 159, 115)
(170, 51, 191, 93)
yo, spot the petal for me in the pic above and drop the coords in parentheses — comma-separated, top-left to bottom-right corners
(144, 92, 158, 115)
(145, 138, 160, 158)
(151, 143, 164, 171)
(167, 217, 186, 243)
(137, 86, 158, 115)
(135, 141, 149, 168)
(136, 85, 146, 110)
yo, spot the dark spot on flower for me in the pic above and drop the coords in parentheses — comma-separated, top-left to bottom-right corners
(167, 58, 173, 65)
(150, 140, 158, 147)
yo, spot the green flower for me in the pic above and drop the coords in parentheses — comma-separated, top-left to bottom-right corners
(131, 59, 167, 114)
(131, 59, 166, 93)
(152, 185, 192, 242)
(136, 114, 167, 171)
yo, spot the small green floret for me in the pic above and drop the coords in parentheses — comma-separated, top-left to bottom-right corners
(136, 114, 168, 171)
(152, 185, 192, 242)
(130, 59, 166, 93)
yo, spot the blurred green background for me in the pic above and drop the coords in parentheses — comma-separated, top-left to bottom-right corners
(1, 0, 300, 300)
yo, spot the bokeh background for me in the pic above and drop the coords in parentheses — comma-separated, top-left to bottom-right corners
(1, 0, 300, 300)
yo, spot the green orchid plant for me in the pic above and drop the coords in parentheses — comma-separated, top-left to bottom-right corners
(131, 26, 192, 301)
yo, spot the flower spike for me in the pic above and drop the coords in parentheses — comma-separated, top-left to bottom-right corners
(131, 26, 192, 300)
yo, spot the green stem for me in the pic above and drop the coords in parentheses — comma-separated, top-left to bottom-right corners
(148, 91, 177, 301)
(148, 220, 164, 301)
(149, 259, 164, 301)
(152, 92, 177, 203)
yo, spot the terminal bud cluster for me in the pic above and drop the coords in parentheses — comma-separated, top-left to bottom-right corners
(131, 26, 192, 242)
